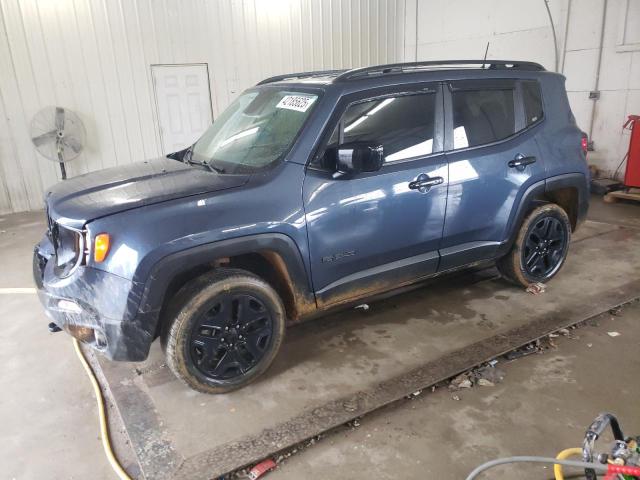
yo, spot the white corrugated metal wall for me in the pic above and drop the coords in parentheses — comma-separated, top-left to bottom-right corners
(0, 0, 405, 214)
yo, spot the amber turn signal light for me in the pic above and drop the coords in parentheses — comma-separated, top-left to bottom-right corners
(94, 233, 111, 263)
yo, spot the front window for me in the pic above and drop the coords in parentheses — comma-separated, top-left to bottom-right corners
(341, 93, 436, 162)
(313, 91, 437, 170)
(191, 88, 319, 173)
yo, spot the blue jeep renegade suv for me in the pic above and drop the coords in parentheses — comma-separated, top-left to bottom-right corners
(34, 60, 589, 393)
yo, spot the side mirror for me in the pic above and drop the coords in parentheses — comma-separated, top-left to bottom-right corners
(335, 143, 384, 176)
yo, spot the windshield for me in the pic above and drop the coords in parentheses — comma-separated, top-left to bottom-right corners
(191, 88, 320, 174)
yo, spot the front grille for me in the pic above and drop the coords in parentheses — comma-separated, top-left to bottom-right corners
(45, 206, 61, 258)
(46, 206, 54, 232)
(45, 207, 54, 244)
(32, 250, 46, 288)
(45, 206, 85, 278)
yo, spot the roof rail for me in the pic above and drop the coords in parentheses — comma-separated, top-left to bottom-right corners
(256, 69, 347, 85)
(334, 60, 545, 82)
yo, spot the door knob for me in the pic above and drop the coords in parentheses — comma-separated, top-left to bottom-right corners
(408, 174, 444, 193)
(508, 153, 537, 170)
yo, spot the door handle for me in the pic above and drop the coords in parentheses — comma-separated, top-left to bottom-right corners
(508, 154, 537, 169)
(408, 175, 444, 193)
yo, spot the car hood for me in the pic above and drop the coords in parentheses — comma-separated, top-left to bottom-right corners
(45, 157, 249, 228)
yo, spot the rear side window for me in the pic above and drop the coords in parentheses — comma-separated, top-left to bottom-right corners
(522, 80, 543, 126)
(451, 88, 515, 149)
(335, 92, 437, 162)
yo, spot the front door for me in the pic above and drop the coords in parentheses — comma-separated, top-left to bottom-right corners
(303, 84, 447, 308)
(439, 79, 546, 270)
(151, 64, 214, 154)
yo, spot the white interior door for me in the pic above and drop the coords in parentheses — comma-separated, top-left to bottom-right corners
(151, 64, 213, 154)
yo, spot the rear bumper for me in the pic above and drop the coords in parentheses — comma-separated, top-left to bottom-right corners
(33, 236, 153, 361)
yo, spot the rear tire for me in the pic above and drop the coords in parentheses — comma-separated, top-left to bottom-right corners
(162, 268, 286, 394)
(497, 203, 572, 287)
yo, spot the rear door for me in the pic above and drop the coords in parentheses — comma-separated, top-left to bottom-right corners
(440, 79, 546, 270)
(303, 83, 447, 308)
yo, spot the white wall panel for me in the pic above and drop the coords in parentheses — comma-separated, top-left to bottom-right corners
(563, 48, 599, 92)
(564, 0, 640, 175)
(564, 0, 603, 51)
(0, 0, 403, 214)
(403, 0, 640, 177)
(630, 51, 640, 90)
(407, 0, 562, 69)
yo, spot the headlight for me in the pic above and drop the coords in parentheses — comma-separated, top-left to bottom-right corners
(52, 224, 86, 278)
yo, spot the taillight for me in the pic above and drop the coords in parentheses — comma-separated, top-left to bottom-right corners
(94, 233, 111, 263)
(581, 136, 588, 155)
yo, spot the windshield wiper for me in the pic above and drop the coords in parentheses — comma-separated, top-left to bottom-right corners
(183, 148, 226, 174)
(205, 162, 225, 174)
(189, 159, 225, 174)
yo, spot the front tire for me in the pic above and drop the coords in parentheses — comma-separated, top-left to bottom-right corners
(163, 268, 286, 394)
(497, 203, 572, 287)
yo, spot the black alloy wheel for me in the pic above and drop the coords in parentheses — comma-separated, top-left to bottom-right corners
(189, 292, 273, 380)
(163, 268, 286, 394)
(496, 203, 572, 287)
(522, 216, 568, 278)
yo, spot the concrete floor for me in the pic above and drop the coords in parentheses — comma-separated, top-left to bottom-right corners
(0, 195, 638, 480)
(0, 212, 115, 479)
(273, 299, 640, 479)
(588, 193, 640, 229)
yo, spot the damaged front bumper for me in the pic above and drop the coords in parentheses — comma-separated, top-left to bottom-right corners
(33, 235, 153, 361)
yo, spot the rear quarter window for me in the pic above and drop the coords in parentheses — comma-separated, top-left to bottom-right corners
(522, 80, 544, 126)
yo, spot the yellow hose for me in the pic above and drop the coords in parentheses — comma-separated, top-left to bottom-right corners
(73, 338, 133, 480)
(554, 448, 583, 480)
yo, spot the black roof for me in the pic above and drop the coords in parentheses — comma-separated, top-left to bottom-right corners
(256, 60, 546, 86)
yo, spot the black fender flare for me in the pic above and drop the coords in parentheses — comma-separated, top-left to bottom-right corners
(545, 172, 590, 227)
(498, 179, 546, 257)
(497, 173, 589, 257)
(126, 233, 316, 358)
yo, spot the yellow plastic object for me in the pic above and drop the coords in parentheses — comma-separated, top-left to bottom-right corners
(73, 338, 132, 480)
(554, 448, 583, 480)
(94, 233, 111, 263)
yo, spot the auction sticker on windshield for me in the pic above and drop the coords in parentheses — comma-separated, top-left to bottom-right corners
(276, 95, 317, 113)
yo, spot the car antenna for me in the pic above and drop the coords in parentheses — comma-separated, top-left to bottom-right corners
(482, 42, 490, 69)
